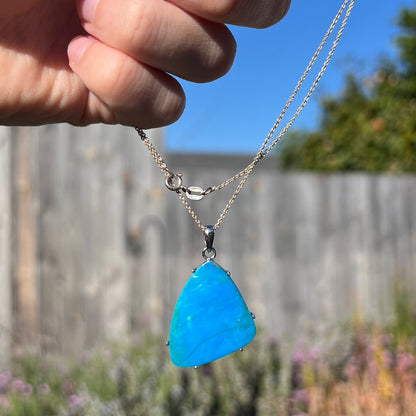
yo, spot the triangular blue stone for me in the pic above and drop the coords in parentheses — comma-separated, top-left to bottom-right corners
(169, 260, 256, 367)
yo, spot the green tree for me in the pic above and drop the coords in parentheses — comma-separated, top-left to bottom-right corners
(279, 6, 416, 172)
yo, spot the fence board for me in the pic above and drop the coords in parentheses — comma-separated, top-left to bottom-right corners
(13, 127, 38, 352)
(0, 127, 12, 367)
(36, 124, 65, 355)
(123, 127, 168, 338)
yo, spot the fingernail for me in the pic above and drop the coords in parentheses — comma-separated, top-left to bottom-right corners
(68, 36, 91, 64)
(79, 0, 98, 22)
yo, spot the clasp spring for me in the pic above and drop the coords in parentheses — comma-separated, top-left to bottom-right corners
(165, 172, 183, 192)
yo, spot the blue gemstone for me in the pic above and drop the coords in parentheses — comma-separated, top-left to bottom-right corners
(169, 260, 256, 367)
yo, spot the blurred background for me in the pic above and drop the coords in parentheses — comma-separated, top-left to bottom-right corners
(0, 2, 415, 416)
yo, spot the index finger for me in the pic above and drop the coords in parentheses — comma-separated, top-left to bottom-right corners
(168, 0, 291, 28)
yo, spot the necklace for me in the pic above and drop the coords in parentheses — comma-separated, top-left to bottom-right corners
(135, 0, 355, 368)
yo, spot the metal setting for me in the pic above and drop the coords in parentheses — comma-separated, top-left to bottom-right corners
(202, 225, 217, 260)
(204, 226, 215, 251)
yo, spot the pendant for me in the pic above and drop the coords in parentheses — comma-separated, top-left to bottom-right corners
(168, 226, 256, 367)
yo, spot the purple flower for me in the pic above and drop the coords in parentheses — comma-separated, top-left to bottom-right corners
(397, 353, 415, 372)
(293, 350, 306, 366)
(293, 389, 309, 407)
(11, 378, 33, 396)
(22, 383, 33, 396)
(68, 394, 83, 409)
(12, 378, 26, 393)
(38, 383, 50, 395)
(0, 371, 11, 393)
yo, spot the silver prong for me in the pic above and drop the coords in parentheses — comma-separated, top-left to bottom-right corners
(192, 267, 197, 273)
(226, 270, 231, 276)
(240, 347, 244, 352)
(251, 312, 256, 319)
(194, 366, 199, 369)
(165, 340, 170, 346)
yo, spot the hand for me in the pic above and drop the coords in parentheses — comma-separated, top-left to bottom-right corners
(0, 0, 290, 127)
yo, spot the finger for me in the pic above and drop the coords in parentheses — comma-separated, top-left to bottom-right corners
(168, 0, 291, 29)
(67, 36, 185, 127)
(77, 0, 236, 83)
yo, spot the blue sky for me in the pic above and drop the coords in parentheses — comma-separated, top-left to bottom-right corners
(166, 0, 414, 154)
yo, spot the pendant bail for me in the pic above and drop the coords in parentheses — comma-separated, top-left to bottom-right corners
(202, 225, 216, 260)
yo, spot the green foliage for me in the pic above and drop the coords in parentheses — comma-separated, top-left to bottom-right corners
(390, 282, 416, 343)
(395, 8, 416, 79)
(279, 6, 416, 172)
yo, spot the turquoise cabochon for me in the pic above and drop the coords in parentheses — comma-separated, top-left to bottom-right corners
(169, 260, 256, 367)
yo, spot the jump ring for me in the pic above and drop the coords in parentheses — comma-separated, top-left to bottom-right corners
(202, 247, 216, 260)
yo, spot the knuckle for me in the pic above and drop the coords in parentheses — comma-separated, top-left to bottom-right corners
(121, 2, 155, 53)
(112, 65, 185, 128)
(157, 90, 185, 126)
(194, 28, 236, 83)
(206, 43, 236, 81)
(128, 85, 185, 129)
(99, 56, 137, 106)
(256, 0, 291, 28)
(205, 0, 291, 28)
(206, 0, 241, 20)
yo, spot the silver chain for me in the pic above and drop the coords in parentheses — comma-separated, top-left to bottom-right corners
(136, 0, 355, 232)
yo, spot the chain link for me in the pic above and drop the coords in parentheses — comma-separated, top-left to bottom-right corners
(135, 0, 355, 232)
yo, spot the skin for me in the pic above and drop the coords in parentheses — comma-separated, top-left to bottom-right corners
(0, 0, 291, 128)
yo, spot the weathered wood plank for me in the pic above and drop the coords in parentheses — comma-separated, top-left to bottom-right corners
(96, 125, 129, 341)
(36, 124, 65, 356)
(57, 124, 86, 358)
(0, 127, 12, 367)
(124, 128, 168, 337)
(12, 127, 38, 353)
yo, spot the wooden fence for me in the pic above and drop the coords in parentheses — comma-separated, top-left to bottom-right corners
(1, 124, 415, 366)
